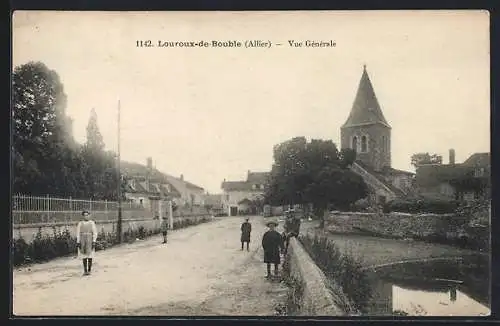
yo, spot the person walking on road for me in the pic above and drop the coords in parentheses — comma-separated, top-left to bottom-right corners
(262, 220, 284, 279)
(76, 210, 98, 276)
(240, 217, 252, 251)
(161, 218, 169, 244)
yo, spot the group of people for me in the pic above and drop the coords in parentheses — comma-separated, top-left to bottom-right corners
(75, 209, 300, 279)
(240, 209, 301, 279)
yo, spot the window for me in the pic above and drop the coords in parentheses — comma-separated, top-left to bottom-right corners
(474, 168, 485, 177)
(352, 136, 358, 152)
(361, 136, 368, 152)
(139, 198, 144, 206)
(382, 136, 386, 152)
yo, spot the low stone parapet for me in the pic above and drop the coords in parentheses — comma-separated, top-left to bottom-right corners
(287, 237, 346, 315)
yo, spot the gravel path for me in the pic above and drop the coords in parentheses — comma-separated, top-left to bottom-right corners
(13, 216, 288, 316)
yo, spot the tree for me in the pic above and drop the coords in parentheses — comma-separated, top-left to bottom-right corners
(449, 171, 488, 201)
(411, 152, 443, 168)
(249, 195, 265, 214)
(339, 148, 357, 168)
(85, 108, 105, 153)
(12, 61, 74, 195)
(12, 61, 120, 200)
(265, 137, 368, 228)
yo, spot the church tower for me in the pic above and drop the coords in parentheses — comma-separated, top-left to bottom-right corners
(341, 65, 391, 172)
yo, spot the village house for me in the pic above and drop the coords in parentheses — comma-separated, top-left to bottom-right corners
(221, 170, 269, 216)
(203, 193, 225, 215)
(340, 65, 415, 204)
(415, 150, 490, 202)
(122, 157, 205, 217)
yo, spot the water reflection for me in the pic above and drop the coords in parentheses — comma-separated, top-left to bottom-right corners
(366, 255, 490, 316)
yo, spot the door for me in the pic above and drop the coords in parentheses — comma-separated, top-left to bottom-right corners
(230, 206, 238, 216)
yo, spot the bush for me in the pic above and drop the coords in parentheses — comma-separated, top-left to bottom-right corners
(351, 198, 370, 212)
(299, 233, 372, 313)
(384, 197, 459, 214)
(281, 257, 303, 316)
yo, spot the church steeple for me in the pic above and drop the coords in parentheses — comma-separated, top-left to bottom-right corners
(342, 65, 390, 129)
(340, 65, 392, 171)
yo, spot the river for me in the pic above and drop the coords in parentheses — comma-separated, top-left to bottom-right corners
(366, 254, 490, 316)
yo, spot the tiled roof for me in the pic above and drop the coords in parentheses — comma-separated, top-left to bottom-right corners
(222, 171, 271, 192)
(184, 180, 204, 190)
(342, 65, 390, 129)
(355, 160, 405, 196)
(204, 194, 223, 206)
(120, 160, 203, 197)
(382, 167, 415, 176)
(415, 152, 490, 189)
(415, 164, 470, 189)
(221, 181, 251, 192)
(247, 171, 270, 184)
(462, 153, 490, 167)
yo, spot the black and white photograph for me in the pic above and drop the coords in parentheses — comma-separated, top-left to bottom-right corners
(11, 10, 490, 317)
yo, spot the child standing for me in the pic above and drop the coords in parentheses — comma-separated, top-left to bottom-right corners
(262, 220, 284, 279)
(76, 210, 98, 276)
(161, 218, 169, 244)
(240, 218, 252, 251)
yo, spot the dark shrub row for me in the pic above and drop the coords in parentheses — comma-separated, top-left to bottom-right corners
(12, 217, 213, 267)
(383, 197, 460, 214)
(279, 253, 304, 316)
(299, 234, 372, 314)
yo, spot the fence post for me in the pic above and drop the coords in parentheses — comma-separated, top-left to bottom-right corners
(69, 196, 73, 223)
(105, 200, 108, 221)
(46, 194, 50, 223)
(90, 199, 93, 213)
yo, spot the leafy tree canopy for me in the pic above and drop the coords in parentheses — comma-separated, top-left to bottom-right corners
(12, 61, 121, 200)
(264, 137, 368, 226)
(411, 152, 443, 168)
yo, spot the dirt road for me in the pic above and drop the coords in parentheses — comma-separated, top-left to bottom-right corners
(13, 216, 288, 316)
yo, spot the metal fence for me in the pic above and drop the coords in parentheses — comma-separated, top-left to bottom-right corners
(12, 194, 147, 225)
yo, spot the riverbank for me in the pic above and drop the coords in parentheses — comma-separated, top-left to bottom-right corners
(325, 211, 490, 252)
(309, 229, 485, 269)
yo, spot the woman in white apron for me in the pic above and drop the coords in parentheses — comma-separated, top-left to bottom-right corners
(76, 210, 98, 276)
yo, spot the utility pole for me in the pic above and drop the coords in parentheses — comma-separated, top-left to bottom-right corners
(117, 100, 123, 243)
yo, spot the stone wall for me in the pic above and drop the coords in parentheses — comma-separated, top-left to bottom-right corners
(13, 215, 211, 241)
(325, 211, 489, 251)
(286, 237, 346, 316)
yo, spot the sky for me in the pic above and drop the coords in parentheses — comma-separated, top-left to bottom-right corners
(12, 11, 490, 194)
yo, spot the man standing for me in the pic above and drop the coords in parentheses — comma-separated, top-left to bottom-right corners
(240, 218, 252, 251)
(76, 210, 98, 276)
(262, 220, 284, 279)
(161, 218, 169, 244)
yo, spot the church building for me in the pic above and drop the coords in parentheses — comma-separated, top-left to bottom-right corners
(341, 65, 414, 204)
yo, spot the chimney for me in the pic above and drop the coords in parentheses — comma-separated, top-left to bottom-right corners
(449, 149, 456, 165)
(180, 174, 184, 181)
(146, 157, 153, 170)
